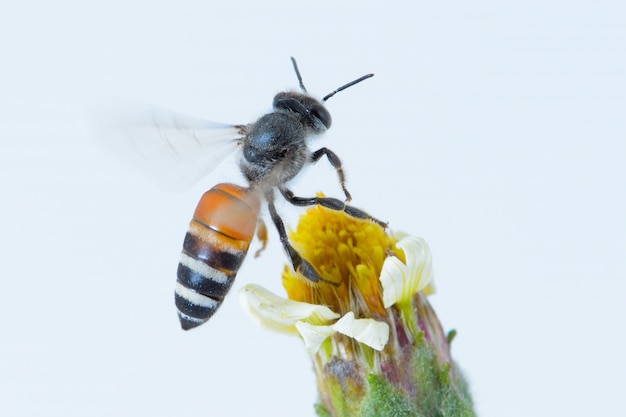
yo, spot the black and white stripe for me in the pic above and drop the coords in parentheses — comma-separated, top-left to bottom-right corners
(175, 241, 247, 330)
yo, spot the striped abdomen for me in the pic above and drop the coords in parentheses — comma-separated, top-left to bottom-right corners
(175, 183, 261, 330)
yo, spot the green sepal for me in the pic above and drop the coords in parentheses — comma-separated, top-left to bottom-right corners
(361, 374, 424, 417)
(315, 403, 333, 417)
(413, 341, 475, 417)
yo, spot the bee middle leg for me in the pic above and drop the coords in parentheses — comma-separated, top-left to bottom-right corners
(279, 187, 387, 228)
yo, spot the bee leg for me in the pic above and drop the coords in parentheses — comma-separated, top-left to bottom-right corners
(311, 147, 351, 202)
(254, 218, 268, 258)
(280, 187, 388, 229)
(265, 190, 339, 286)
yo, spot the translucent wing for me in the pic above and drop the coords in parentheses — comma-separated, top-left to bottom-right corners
(98, 102, 247, 191)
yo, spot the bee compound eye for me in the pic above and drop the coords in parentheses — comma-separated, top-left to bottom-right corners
(311, 104, 332, 129)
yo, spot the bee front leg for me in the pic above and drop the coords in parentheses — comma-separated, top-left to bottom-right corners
(311, 147, 351, 202)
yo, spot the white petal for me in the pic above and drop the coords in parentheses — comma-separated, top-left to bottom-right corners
(295, 321, 336, 354)
(332, 312, 389, 351)
(239, 284, 340, 334)
(380, 256, 409, 308)
(380, 235, 434, 308)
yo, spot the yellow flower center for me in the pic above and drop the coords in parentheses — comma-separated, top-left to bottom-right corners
(282, 204, 402, 319)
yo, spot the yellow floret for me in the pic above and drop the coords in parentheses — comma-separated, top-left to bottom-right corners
(282, 204, 403, 319)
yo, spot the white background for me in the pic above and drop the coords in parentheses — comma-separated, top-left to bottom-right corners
(2, 1, 625, 416)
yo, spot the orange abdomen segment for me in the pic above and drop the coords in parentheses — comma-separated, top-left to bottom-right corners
(193, 183, 261, 241)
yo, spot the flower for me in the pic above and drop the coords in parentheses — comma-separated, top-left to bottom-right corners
(239, 204, 475, 417)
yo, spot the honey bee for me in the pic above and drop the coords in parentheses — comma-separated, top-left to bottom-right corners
(104, 58, 385, 330)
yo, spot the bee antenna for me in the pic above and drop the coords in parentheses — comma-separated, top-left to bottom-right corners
(290, 57, 307, 93)
(323, 73, 374, 102)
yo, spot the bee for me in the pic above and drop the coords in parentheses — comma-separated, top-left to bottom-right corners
(104, 58, 385, 330)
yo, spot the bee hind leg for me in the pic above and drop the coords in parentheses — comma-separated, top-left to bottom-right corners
(254, 218, 268, 258)
(265, 190, 339, 286)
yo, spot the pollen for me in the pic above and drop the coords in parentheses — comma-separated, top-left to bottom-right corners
(282, 204, 402, 318)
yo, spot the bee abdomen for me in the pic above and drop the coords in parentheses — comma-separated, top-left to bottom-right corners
(175, 183, 260, 330)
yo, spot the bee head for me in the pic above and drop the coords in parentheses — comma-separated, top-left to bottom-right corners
(273, 92, 332, 133)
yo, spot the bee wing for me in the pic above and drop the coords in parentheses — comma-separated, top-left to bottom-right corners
(98, 103, 246, 191)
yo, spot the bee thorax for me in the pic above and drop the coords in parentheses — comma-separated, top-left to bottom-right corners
(240, 112, 309, 185)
